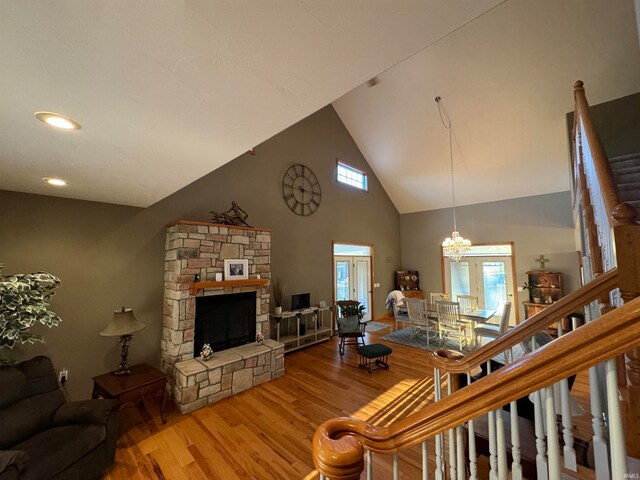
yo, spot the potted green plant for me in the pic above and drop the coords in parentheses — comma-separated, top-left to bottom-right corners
(522, 282, 541, 303)
(0, 265, 62, 361)
(271, 278, 285, 315)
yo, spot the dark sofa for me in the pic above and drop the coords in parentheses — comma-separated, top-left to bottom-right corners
(0, 356, 119, 480)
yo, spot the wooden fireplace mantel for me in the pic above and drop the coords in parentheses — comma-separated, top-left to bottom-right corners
(189, 278, 269, 295)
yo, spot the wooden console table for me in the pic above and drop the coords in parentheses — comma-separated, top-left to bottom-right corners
(92, 363, 168, 424)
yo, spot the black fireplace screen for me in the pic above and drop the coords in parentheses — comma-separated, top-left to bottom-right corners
(194, 292, 256, 356)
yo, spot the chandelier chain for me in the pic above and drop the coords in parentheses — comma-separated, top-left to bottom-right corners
(436, 96, 471, 261)
(435, 97, 457, 232)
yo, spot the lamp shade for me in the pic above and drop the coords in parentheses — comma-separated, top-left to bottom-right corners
(100, 307, 146, 337)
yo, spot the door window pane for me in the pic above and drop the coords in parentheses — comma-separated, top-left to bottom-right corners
(482, 262, 506, 311)
(450, 261, 470, 300)
(336, 261, 350, 301)
(355, 260, 369, 314)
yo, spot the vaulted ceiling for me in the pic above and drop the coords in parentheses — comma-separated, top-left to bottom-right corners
(1, 1, 639, 212)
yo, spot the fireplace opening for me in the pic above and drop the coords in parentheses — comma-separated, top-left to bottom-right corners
(194, 292, 257, 356)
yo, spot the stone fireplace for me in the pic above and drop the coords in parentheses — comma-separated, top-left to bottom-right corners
(162, 221, 284, 413)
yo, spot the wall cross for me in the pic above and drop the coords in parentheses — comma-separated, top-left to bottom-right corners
(536, 255, 550, 269)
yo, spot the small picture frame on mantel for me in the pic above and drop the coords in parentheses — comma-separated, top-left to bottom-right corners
(224, 259, 249, 280)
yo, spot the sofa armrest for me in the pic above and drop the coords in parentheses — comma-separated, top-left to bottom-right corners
(0, 450, 29, 480)
(52, 399, 119, 426)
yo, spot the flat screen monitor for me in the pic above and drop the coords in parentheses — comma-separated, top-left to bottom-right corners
(291, 293, 310, 311)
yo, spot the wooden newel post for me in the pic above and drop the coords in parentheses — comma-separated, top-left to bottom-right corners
(313, 420, 366, 480)
(612, 203, 640, 457)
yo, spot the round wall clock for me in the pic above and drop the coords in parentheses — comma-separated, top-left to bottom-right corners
(282, 164, 321, 216)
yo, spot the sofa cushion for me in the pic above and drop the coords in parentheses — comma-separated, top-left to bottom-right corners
(0, 389, 66, 449)
(0, 367, 27, 408)
(0, 356, 67, 449)
(15, 425, 105, 480)
(18, 356, 60, 398)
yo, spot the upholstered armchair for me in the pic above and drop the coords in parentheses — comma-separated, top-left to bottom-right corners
(0, 356, 119, 480)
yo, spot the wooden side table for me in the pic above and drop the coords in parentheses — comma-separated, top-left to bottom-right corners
(92, 363, 168, 424)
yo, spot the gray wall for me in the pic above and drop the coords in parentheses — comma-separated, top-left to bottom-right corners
(400, 191, 580, 322)
(0, 105, 401, 398)
(567, 91, 640, 158)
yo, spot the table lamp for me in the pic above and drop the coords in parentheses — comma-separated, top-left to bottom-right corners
(100, 306, 146, 376)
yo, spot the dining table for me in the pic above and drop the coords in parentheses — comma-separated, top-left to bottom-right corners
(426, 303, 497, 349)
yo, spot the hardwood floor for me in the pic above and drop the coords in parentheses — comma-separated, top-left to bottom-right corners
(103, 319, 593, 479)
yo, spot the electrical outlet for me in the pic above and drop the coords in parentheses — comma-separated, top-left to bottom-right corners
(58, 369, 68, 384)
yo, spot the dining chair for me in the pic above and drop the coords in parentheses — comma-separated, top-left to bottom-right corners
(391, 300, 410, 331)
(436, 300, 467, 351)
(457, 294, 479, 311)
(474, 302, 512, 347)
(430, 292, 449, 304)
(405, 297, 437, 344)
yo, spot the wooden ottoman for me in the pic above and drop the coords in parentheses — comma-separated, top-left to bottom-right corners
(358, 343, 392, 373)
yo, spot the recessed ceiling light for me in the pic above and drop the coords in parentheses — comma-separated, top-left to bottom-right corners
(43, 177, 69, 186)
(35, 112, 81, 130)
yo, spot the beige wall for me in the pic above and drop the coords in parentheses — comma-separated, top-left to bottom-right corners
(400, 191, 580, 322)
(0, 105, 401, 398)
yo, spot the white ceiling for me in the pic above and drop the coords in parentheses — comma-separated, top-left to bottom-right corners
(333, 0, 640, 213)
(0, 0, 502, 207)
(1, 1, 638, 211)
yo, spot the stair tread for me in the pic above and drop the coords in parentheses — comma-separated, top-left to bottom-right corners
(617, 182, 640, 189)
(610, 152, 640, 163)
(612, 165, 640, 173)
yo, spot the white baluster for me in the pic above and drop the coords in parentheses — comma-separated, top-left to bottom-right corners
(319, 474, 326, 480)
(557, 323, 577, 471)
(606, 358, 628, 478)
(434, 368, 444, 480)
(487, 362, 498, 480)
(456, 425, 465, 480)
(447, 373, 457, 480)
(496, 403, 507, 480)
(544, 387, 561, 479)
(366, 450, 373, 480)
(393, 452, 399, 480)
(510, 400, 523, 480)
(467, 373, 478, 480)
(422, 440, 429, 480)
(533, 388, 549, 480)
(584, 299, 611, 480)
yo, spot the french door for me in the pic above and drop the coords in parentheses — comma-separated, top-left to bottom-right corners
(444, 256, 516, 325)
(334, 255, 372, 321)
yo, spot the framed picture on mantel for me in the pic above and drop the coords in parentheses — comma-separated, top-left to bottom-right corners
(224, 259, 248, 280)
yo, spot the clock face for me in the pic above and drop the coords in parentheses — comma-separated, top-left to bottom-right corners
(282, 164, 321, 216)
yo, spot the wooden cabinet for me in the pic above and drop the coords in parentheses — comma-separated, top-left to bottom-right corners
(270, 306, 332, 353)
(396, 270, 420, 292)
(523, 271, 563, 319)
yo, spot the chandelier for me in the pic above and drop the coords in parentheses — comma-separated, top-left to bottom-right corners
(436, 96, 471, 262)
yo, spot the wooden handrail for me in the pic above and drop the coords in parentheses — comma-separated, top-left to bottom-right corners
(573, 80, 621, 221)
(313, 296, 640, 479)
(430, 268, 618, 373)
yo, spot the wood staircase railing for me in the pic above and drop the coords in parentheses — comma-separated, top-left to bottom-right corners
(573, 80, 640, 457)
(313, 294, 640, 478)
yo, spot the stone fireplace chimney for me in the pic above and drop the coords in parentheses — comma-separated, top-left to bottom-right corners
(162, 221, 284, 413)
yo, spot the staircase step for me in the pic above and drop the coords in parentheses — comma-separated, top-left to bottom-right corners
(612, 165, 640, 178)
(610, 153, 640, 169)
(618, 182, 640, 203)
(614, 172, 640, 183)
